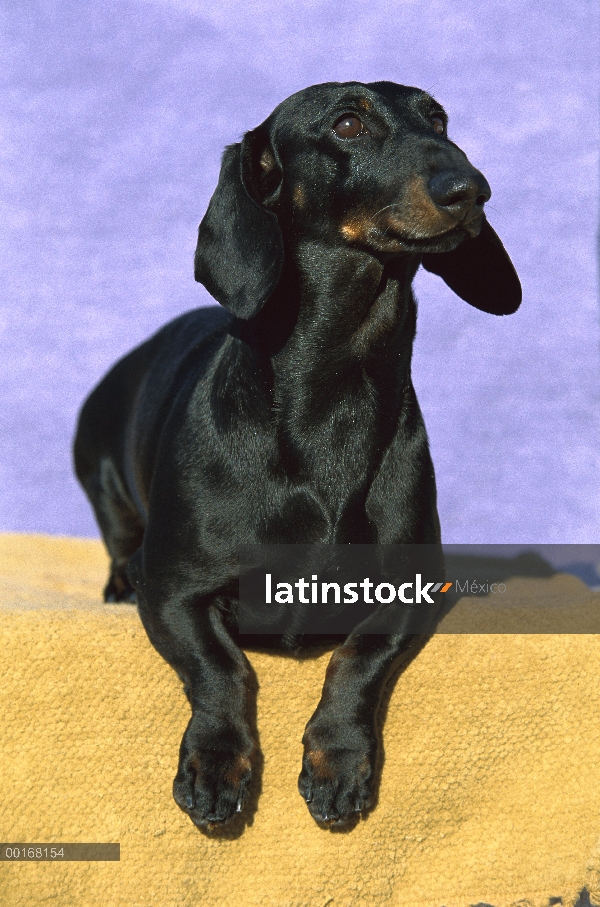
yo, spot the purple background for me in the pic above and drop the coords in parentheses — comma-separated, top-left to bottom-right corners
(1, 0, 598, 543)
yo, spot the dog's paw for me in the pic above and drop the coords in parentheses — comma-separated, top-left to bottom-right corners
(173, 737, 254, 828)
(103, 569, 137, 603)
(298, 732, 377, 827)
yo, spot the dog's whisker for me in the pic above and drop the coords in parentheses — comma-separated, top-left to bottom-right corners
(371, 202, 403, 220)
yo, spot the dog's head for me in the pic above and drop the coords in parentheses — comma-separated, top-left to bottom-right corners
(194, 81, 521, 320)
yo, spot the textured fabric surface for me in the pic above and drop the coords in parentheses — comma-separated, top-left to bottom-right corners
(1, 533, 600, 907)
(1, 1, 599, 542)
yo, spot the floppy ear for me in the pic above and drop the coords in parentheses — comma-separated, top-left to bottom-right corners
(194, 132, 284, 320)
(421, 219, 522, 315)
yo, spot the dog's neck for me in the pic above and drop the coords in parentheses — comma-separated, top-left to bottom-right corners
(239, 244, 422, 522)
(266, 242, 421, 409)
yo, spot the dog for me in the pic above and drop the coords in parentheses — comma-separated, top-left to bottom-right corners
(74, 80, 521, 829)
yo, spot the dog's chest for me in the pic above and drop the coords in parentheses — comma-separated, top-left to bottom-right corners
(251, 407, 395, 543)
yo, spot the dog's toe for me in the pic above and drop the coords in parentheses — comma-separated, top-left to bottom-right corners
(298, 744, 375, 827)
(173, 748, 253, 828)
(103, 570, 137, 603)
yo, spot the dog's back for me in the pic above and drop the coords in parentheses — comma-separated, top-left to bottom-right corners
(74, 305, 231, 598)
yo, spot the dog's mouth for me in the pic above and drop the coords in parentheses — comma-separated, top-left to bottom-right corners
(382, 225, 465, 254)
(382, 214, 485, 254)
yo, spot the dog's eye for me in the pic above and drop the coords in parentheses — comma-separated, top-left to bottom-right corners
(333, 115, 367, 139)
(431, 116, 445, 135)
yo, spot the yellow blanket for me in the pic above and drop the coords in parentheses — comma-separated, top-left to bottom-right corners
(1, 533, 599, 907)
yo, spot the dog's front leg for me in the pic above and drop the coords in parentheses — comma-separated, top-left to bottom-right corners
(299, 625, 424, 827)
(132, 571, 256, 828)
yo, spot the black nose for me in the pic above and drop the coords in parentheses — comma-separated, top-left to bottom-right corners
(428, 171, 491, 212)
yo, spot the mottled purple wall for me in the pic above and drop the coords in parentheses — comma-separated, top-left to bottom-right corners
(1, 0, 598, 542)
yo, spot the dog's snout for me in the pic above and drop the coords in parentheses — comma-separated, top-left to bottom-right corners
(428, 171, 491, 213)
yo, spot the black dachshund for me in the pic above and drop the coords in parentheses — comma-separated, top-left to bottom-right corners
(74, 81, 521, 829)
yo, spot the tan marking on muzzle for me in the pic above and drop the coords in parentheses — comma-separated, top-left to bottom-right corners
(340, 217, 371, 242)
(382, 175, 458, 239)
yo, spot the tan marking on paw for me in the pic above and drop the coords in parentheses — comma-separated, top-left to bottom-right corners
(223, 754, 252, 787)
(306, 749, 335, 780)
(357, 754, 371, 779)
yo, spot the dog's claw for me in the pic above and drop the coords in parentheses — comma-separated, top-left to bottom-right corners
(185, 794, 194, 810)
(236, 798, 243, 813)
